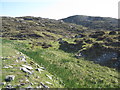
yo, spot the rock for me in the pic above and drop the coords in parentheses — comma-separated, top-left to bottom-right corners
(30, 82, 34, 86)
(16, 60, 19, 62)
(20, 67, 32, 74)
(0, 82, 6, 86)
(84, 39, 93, 44)
(59, 40, 68, 44)
(45, 81, 53, 85)
(3, 65, 13, 68)
(27, 85, 32, 88)
(20, 83, 25, 86)
(40, 67, 46, 70)
(35, 68, 44, 72)
(89, 31, 105, 38)
(57, 38, 62, 41)
(30, 61, 34, 65)
(26, 79, 29, 82)
(18, 56, 26, 62)
(36, 86, 42, 88)
(5, 75, 15, 82)
(25, 75, 29, 78)
(40, 82, 49, 88)
(109, 31, 116, 35)
(46, 74, 52, 80)
(22, 65, 33, 70)
(6, 84, 13, 88)
(21, 58, 26, 62)
(75, 53, 82, 59)
(96, 36, 106, 41)
(75, 34, 85, 38)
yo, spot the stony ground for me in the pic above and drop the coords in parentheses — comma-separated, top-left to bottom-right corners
(0, 42, 63, 88)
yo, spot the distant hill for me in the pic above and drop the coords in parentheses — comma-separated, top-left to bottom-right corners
(61, 15, 118, 30)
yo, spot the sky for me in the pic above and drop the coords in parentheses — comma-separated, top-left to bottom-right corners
(0, 0, 119, 19)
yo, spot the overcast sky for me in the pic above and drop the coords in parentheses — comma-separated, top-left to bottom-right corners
(0, 0, 119, 19)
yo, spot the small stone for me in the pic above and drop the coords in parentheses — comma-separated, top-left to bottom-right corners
(45, 81, 53, 85)
(22, 65, 33, 70)
(36, 86, 42, 88)
(21, 58, 26, 62)
(35, 68, 44, 72)
(30, 82, 34, 86)
(27, 85, 32, 88)
(20, 83, 25, 86)
(46, 74, 52, 80)
(40, 82, 49, 88)
(5, 75, 15, 82)
(6, 84, 13, 88)
(0, 82, 6, 86)
(20, 67, 32, 74)
(16, 60, 19, 62)
(40, 67, 46, 70)
(26, 79, 29, 82)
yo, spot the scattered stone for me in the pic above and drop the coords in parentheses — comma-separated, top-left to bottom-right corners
(5, 75, 15, 82)
(20, 67, 32, 74)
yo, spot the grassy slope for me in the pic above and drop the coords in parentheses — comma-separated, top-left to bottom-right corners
(10, 39, 120, 88)
(1, 39, 64, 88)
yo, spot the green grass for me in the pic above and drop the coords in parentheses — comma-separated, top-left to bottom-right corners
(11, 39, 120, 88)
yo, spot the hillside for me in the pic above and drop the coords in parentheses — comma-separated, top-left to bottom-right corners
(0, 16, 120, 88)
(61, 15, 118, 31)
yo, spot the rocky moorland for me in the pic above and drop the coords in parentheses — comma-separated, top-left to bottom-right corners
(0, 15, 120, 88)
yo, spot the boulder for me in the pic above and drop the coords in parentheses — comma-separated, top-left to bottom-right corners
(5, 75, 15, 82)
